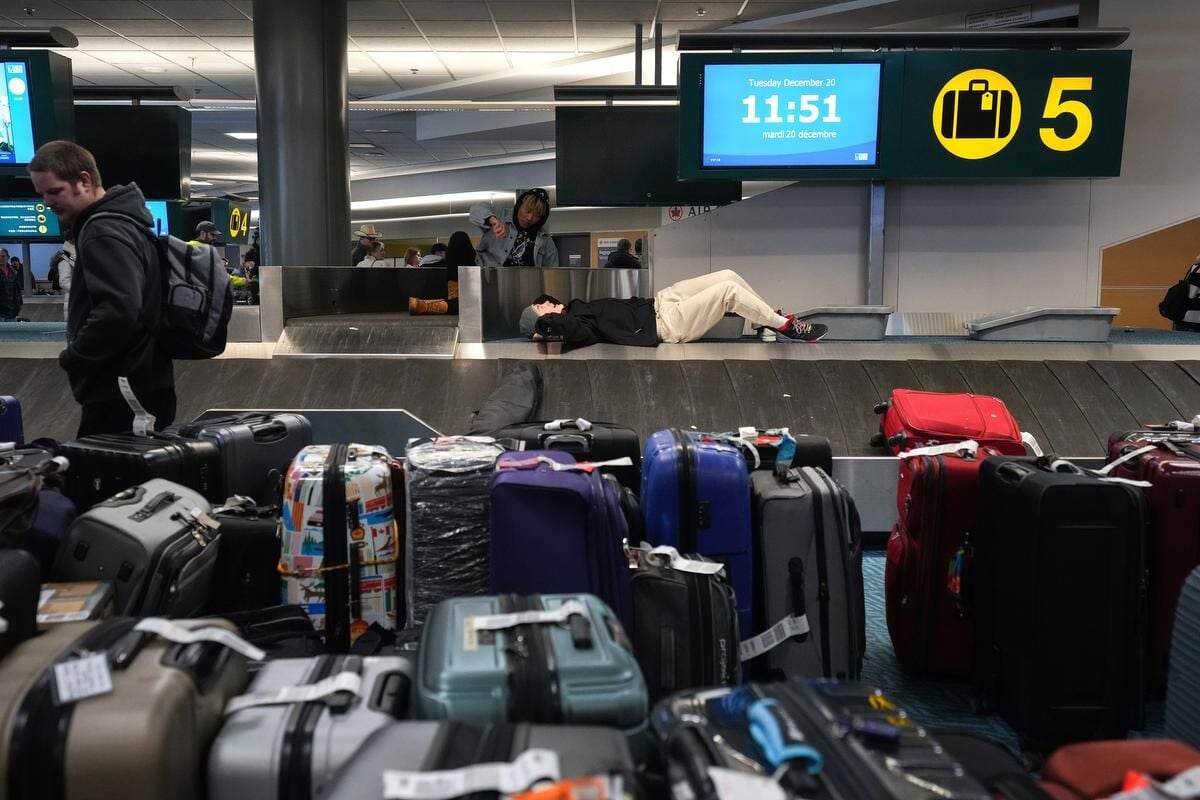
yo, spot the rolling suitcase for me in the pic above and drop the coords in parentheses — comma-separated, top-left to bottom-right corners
(630, 547, 739, 703)
(750, 466, 864, 681)
(872, 388, 1028, 456)
(0, 616, 251, 800)
(1107, 431, 1200, 689)
(414, 594, 647, 741)
(695, 428, 833, 476)
(0, 396, 22, 445)
(642, 428, 754, 638)
(1166, 566, 1200, 749)
(207, 500, 282, 615)
(654, 680, 992, 800)
(168, 413, 312, 506)
(279, 444, 399, 652)
(404, 437, 504, 628)
(489, 450, 633, 629)
(208, 654, 411, 800)
(493, 418, 641, 491)
(976, 457, 1147, 753)
(324, 721, 635, 800)
(51, 479, 221, 618)
(0, 446, 73, 571)
(59, 432, 223, 511)
(885, 442, 990, 678)
(0, 549, 39, 660)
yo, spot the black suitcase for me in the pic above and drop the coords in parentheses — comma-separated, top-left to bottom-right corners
(206, 501, 282, 615)
(700, 428, 833, 475)
(0, 548, 40, 660)
(975, 457, 1147, 753)
(631, 549, 740, 703)
(493, 418, 641, 491)
(60, 432, 223, 510)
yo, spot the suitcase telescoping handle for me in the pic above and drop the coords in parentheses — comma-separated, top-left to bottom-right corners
(540, 433, 592, 451)
(249, 420, 288, 442)
(543, 418, 592, 432)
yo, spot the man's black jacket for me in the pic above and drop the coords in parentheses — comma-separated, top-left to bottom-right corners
(535, 297, 658, 347)
(605, 250, 640, 268)
(63, 183, 172, 404)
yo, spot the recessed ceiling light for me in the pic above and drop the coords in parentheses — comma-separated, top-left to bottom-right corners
(143, 66, 167, 73)
(225, 132, 257, 140)
(363, 129, 392, 133)
(190, 180, 214, 186)
(696, 7, 706, 16)
(349, 143, 375, 148)
(410, 68, 419, 74)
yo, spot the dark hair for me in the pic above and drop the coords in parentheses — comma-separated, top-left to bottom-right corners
(444, 230, 478, 268)
(29, 140, 103, 186)
(514, 188, 550, 228)
(531, 293, 561, 306)
(617, 238, 632, 251)
(430, 242, 447, 255)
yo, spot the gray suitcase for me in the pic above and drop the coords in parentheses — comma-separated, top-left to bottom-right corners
(51, 479, 220, 617)
(324, 721, 636, 800)
(207, 654, 411, 800)
(1167, 566, 1200, 748)
(169, 413, 313, 506)
(750, 466, 865, 680)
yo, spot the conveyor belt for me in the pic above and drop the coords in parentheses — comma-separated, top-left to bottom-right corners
(6, 357, 1200, 455)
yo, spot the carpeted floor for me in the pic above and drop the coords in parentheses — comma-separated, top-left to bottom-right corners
(859, 552, 1164, 755)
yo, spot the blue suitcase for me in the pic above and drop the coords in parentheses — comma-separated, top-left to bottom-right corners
(489, 450, 633, 630)
(0, 396, 22, 445)
(641, 428, 753, 636)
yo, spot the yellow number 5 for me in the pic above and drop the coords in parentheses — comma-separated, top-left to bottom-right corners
(1040, 77, 1094, 152)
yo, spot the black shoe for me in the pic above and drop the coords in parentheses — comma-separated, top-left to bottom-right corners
(775, 318, 828, 342)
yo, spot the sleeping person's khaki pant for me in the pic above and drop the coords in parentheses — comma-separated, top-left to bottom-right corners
(653, 269, 781, 343)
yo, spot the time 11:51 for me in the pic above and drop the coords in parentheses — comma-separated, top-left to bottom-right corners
(742, 94, 841, 124)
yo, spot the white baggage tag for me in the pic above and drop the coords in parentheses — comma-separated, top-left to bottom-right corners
(53, 653, 114, 705)
(117, 376, 155, 436)
(643, 544, 725, 576)
(707, 767, 787, 800)
(1097, 445, 1159, 475)
(382, 748, 560, 800)
(463, 600, 589, 651)
(739, 614, 811, 662)
(134, 618, 267, 661)
(900, 440, 980, 459)
(1021, 432, 1044, 457)
(1107, 765, 1200, 800)
(224, 670, 362, 715)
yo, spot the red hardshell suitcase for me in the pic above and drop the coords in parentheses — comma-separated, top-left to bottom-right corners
(1106, 430, 1200, 689)
(886, 442, 992, 677)
(873, 389, 1026, 456)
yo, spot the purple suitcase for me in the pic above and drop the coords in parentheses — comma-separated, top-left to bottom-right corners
(488, 450, 633, 630)
(0, 396, 22, 445)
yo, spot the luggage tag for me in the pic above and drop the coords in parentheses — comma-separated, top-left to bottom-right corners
(738, 614, 811, 662)
(1107, 765, 1200, 800)
(1098, 445, 1159, 476)
(53, 652, 114, 705)
(1047, 457, 1152, 488)
(498, 455, 632, 474)
(705, 768, 787, 800)
(511, 775, 622, 800)
(133, 618, 267, 661)
(637, 543, 726, 576)
(463, 600, 589, 652)
(899, 440, 980, 460)
(382, 748, 561, 800)
(543, 418, 592, 432)
(117, 376, 155, 436)
(224, 670, 363, 715)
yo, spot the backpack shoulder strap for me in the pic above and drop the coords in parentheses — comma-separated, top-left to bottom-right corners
(78, 210, 158, 248)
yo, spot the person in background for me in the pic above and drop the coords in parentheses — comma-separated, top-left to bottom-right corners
(188, 220, 221, 248)
(8, 256, 22, 282)
(403, 247, 421, 268)
(48, 249, 66, 291)
(409, 230, 474, 315)
(419, 242, 447, 266)
(58, 240, 75, 321)
(0, 248, 21, 321)
(634, 238, 644, 260)
(605, 238, 640, 268)
(357, 240, 388, 268)
(351, 224, 379, 266)
(469, 187, 559, 267)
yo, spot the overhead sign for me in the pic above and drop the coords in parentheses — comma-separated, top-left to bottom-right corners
(0, 200, 60, 238)
(211, 199, 252, 244)
(965, 5, 1033, 29)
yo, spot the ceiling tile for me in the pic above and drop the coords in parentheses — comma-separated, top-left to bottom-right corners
(346, 1, 411, 20)
(368, 51, 452, 77)
(488, 2, 574, 21)
(103, 19, 190, 35)
(67, 1, 162, 18)
(442, 52, 511, 75)
(94, 50, 174, 65)
(418, 21, 498, 37)
(348, 22, 416, 36)
(205, 36, 255, 51)
(161, 51, 252, 73)
(176, 19, 253, 36)
(130, 36, 217, 51)
(139, 1, 249, 21)
(25, 18, 111, 35)
(657, 1, 744, 22)
(505, 37, 579, 52)
(429, 37, 505, 53)
(495, 21, 576, 36)
(354, 38, 431, 52)
(395, 1, 489, 20)
(74, 36, 141, 50)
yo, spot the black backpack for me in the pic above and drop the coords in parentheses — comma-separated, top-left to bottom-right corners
(1159, 261, 1200, 332)
(83, 212, 233, 359)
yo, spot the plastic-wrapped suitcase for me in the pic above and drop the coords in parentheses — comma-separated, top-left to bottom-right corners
(872, 388, 1028, 456)
(324, 721, 635, 800)
(750, 466, 864, 681)
(168, 413, 312, 506)
(489, 450, 632, 630)
(0, 396, 22, 445)
(642, 428, 754, 638)
(51, 479, 221, 618)
(1106, 431, 1200, 689)
(414, 594, 647, 740)
(207, 654, 411, 800)
(0, 549, 39, 660)
(885, 442, 991, 678)
(279, 444, 399, 652)
(976, 457, 1147, 753)
(207, 500, 282, 615)
(492, 418, 641, 491)
(404, 437, 504, 628)
(653, 680, 992, 800)
(59, 432, 223, 510)
(1167, 566, 1200, 749)
(0, 616, 250, 800)
(631, 548, 739, 703)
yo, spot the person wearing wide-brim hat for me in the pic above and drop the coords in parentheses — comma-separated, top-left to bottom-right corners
(351, 223, 380, 266)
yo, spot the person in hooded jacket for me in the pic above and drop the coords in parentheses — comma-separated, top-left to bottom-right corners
(469, 188, 559, 267)
(28, 140, 175, 436)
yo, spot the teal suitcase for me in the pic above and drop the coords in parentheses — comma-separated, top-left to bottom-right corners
(414, 594, 648, 741)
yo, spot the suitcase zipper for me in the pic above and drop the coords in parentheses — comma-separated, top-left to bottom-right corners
(670, 429, 699, 553)
(795, 469, 832, 678)
(278, 653, 342, 800)
(502, 595, 562, 724)
(323, 444, 351, 653)
(917, 456, 942, 671)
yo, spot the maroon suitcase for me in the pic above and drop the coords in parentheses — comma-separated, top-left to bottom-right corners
(885, 441, 996, 677)
(1107, 431, 1200, 689)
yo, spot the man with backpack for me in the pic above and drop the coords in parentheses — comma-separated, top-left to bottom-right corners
(28, 140, 176, 436)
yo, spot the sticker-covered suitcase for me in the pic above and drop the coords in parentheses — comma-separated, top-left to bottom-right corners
(280, 443, 399, 652)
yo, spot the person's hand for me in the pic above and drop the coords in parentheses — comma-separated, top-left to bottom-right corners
(488, 215, 507, 240)
(531, 332, 544, 340)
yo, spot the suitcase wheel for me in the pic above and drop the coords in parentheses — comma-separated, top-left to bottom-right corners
(887, 432, 907, 449)
(873, 402, 890, 415)
(869, 433, 887, 449)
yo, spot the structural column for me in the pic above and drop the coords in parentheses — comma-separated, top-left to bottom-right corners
(252, 0, 350, 266)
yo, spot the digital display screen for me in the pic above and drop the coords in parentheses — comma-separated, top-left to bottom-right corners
(145, 200, 169, 236)
(702, 62, 882, 168)
(0, 200, 59, 238)
(0, 62, 35, 165)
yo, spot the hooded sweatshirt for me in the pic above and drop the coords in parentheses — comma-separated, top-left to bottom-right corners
(61, 182, 172, 404)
